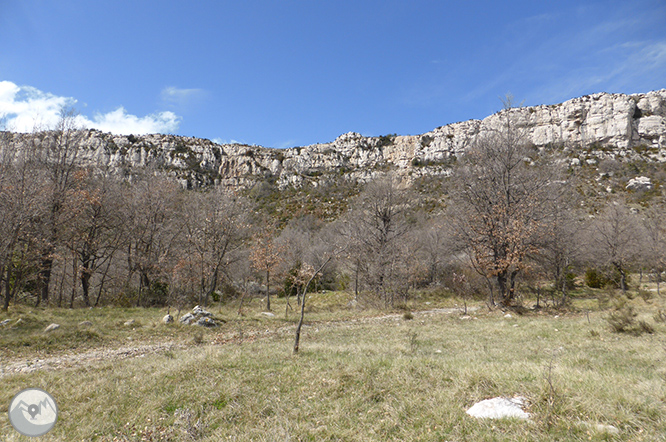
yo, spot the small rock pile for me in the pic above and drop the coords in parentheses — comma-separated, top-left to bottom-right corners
(178, 306, 219, 327)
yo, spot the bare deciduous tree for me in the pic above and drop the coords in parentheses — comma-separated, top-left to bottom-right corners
(589, 202, 644, 296)
(643, 205, 666, 295)
(250, 224, 284, 311)
(61, 170, 124, 307)
(0, 131, 47, 310)
(451, 101, 559, 307)
(123, 172, 183, 306)
(182, 188, 248, 306)
(33, 109, 86, 306)
(343, 175, 412, 307)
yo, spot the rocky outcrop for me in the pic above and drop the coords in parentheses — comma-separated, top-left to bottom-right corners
(3, 90, 665, 190)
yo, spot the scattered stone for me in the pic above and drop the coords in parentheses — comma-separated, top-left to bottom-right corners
(195, 317, 218, 327)
(78, 321, 93, 327)
(0, 319, 11, 326)
(466, 397, 530, 420)
(192, 305, 212, 317)
(15, 318, 23, 326)
(162, 314, 174, 324)
(626, 176, 652, 191)
(44, 323, 60, 333)
(124, 319, 136, 326)
(260, 312, 275, 318)
(581, 422, 620, 435)
(179, 313, 195, 325)
(179, 306, 220, 326)
(504, 313, 512, 319)
(593, 424, 619, 435)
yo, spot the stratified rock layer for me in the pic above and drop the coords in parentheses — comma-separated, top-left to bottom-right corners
(3, 90, 665, 190)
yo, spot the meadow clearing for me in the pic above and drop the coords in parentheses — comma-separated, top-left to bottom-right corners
(1, 289, 665, 441)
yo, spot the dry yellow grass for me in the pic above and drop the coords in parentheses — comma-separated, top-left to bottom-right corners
(1, 291, 665, 441)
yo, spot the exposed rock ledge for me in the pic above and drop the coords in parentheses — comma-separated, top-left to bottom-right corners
(2, 89, 665, 190)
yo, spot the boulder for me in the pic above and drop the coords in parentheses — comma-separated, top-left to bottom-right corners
(466, 396, 530, 420)
(179, 313, 195, 324)
(192, 305, 212, 317)
(626, 176, 653, 191)
(195, 317, 218, 327)
(44, 323, 60, 333)
(179, 306, 219, 327)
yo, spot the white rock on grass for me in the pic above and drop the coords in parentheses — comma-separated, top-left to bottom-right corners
(581, 422, 620, 435)
(179, 313, 195, 324)
(192, 305, 212, 317)
(466, 396, 530, 420)
(44, 323, 60, 333)
(178, 306, 219, 326)
(595, 424, 619, 435)
(162, 314, 174, 324)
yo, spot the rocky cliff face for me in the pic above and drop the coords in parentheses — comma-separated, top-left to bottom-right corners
(4, 90, 665, 190)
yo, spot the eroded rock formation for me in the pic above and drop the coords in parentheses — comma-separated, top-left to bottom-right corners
(3, 90, 664, 190)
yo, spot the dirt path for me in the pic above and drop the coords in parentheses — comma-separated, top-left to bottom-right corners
(0, 307, 474, 379)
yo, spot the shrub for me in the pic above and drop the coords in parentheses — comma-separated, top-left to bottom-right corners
(377, 134, 397, 147)
(420, 135, 434, 147)
(606, 305, 654, 336)
(584, 268, 607, 289)
(653, 309, 666, 323)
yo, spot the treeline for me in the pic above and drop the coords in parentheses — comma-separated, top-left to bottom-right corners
(1, 110, 665, 311)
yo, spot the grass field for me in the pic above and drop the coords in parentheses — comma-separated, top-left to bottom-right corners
(1, 289, 666, 441)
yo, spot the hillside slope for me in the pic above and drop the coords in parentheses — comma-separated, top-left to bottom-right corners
(2, 90, 665, 192)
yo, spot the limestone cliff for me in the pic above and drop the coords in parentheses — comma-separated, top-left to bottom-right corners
(3, 89, 665, 190)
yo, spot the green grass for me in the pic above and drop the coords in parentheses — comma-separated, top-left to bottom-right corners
(1, 291, 666, 441)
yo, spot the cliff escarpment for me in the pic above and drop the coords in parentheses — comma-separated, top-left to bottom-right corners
(3, 90, 665, 190)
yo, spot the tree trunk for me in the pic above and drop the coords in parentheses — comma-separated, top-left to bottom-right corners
(95, 258, 113, 307)
(294, 257, 333, 354)
(70, 255, 78, 308)
(37, 251, 54, 307)
(354, 260, 360, 302)
(497, 271, 508, 305)
(3, 265, 10, 311)
(614, 262, 627, 296)
(80, 258, 92, 307)
(265, 270, 271, 311)
(137, 271, 150, 307)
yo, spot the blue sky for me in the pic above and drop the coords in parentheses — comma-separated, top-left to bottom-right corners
(1, 1, 664, 148)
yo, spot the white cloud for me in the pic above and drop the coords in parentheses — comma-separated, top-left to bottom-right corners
(0, 80, 181, 134)
(0, 81, 73, 130)
(89, 107, 180, 135)
(160, 86, 207, 108)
